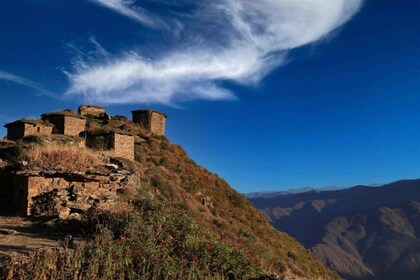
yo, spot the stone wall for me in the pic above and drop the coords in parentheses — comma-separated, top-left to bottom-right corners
(150, 113, 166, 136)
(64, 116, 87, 137)
(12, 169, 139, 219)
(43, 115, 86, 137)
(79, 105, 106, 117)
(6, 123, 53, 141)
(114, 134, 135, 161)
(132, 110, 166, 136)
(25, 123, 54, 137)
(86, 133, 134, 160)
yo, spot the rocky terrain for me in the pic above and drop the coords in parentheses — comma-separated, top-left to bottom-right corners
(249, 180, 420, 279)
(0, 109, 338, 279)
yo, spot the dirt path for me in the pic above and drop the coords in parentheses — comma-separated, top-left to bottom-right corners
(0, 217, 63, 257)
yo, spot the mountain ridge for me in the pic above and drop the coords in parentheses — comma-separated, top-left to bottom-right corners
(249, 179, 420, 279)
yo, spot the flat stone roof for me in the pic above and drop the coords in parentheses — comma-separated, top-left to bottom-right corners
(79, 105, 106, 110)
(42, 109, 86, 119)
(4, 119, 54, 128)
(131, 109, 167, 118)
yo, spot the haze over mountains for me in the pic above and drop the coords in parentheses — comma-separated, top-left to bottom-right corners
(248, 179, 420, 280)
(245, 186, 345, 199)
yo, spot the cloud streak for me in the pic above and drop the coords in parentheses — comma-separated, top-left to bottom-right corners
(0, 70, 54, 97)
(89, 0, 166, 29)
(67, 0, 363, 105)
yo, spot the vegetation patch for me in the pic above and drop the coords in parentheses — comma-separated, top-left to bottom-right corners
(0, 199, 266, 280)
(17, 143, 106, 172)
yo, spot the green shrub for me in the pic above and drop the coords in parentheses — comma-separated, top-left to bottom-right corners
(0, 199, 267, 280)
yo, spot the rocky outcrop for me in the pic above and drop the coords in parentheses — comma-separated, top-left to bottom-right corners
(12, 164, 140, 220)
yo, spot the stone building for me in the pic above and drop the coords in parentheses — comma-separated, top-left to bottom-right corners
(41, 110, 87, 137)
(132, 109, 167, 136)
(4, 119, 53, 141)
(78, 105, 106, 117)
(86, 131, 134, 160)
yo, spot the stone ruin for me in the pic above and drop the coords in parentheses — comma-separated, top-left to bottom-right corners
(41, 110, 87, 137)
(3, 105, 167, 160)
(132, 109, 167, 136)
(4, 119, 54, 141)
(86, 131, 135, 161)
(0, 105, 167, 219)
(12, 165, 140, 220)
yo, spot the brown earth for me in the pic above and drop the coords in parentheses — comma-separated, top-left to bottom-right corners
(0, 217, 63, 258)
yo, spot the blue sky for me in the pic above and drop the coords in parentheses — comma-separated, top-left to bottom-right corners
(0, 0, 419, 193)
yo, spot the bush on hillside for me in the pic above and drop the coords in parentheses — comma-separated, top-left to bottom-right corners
(0, 198, 267, 280)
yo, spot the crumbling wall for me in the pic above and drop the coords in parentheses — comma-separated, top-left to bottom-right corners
(13, 170, 140, 219)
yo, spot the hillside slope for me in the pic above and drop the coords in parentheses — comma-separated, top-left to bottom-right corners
(0, 115, 338, 279)
(249, 180, 420, 279)
(105, 117, 338, 279)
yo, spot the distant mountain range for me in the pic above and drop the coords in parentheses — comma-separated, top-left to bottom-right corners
(248, 179, 420, 280)
(245, 184, 384, 199)
(245, 186, 345, 198)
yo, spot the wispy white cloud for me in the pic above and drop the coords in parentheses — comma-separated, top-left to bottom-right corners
(89, 36, 110, 58)
(89, 0, 166, 29)
(0, 70, 55, 97)
(68, 0, 363, 105)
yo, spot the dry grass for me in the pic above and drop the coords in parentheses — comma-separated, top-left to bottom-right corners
(0, 116, 339, 279)
(133, 136, 340, 279)
(18, 143, 106, 172)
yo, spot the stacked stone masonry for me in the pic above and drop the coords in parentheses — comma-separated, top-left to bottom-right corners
(3, 107, 166, 161)
(1, 105, 167, 218)
(86, 132, 135, 161)
(132, 110, 167, 136)
(113, 133, 135, 160)
(42, 114, 87, 137)
(5, 120, 53, 141)
(12, 170, 139, 219)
